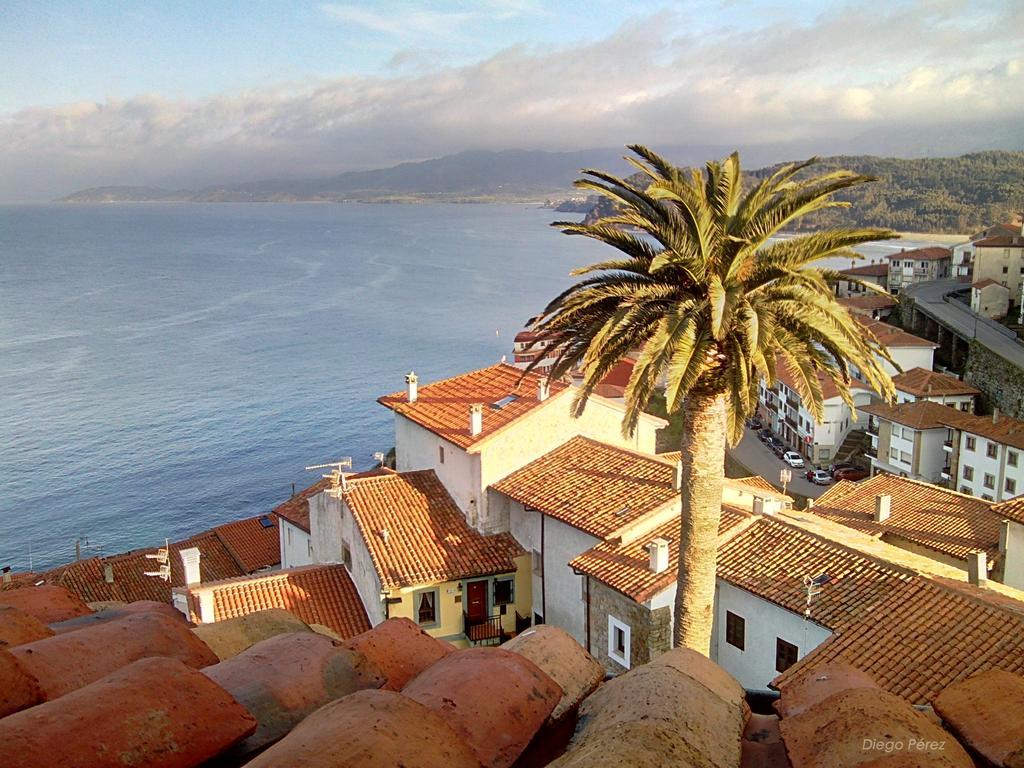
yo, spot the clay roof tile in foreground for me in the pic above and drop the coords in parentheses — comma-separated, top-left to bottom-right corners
(205, 564, 371, 640)
(891, 367, 980, 397)
(378, 363, 569, 450)
(807, 473, 1002, 562)
(491, 436, 681, 538)
(343, 470, 523, 590)
(772, 576, 1024, 704)
(273, 477, 331, 533)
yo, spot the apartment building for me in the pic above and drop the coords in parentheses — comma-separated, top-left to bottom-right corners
(862, 401, 954, 484)
(834, 262, 888, 297)
(890, 367, 978, 410)
(948, 409, 1024, 502)
(886, 247, 952, 292)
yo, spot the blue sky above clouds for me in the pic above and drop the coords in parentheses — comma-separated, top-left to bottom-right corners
(0, 0, 1021, 200)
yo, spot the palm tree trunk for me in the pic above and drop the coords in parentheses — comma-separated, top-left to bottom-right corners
(673, 391, 727, 654)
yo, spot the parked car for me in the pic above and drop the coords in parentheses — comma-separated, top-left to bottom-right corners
(834, 467, 869, 482)
(807, 469, 833, 485)
(782, 451, 805, 468)
(829, 462, 856, 477)
(765, 436, 784, 453)
(746, 417, 763, 431)
(758, 429, 773, 443)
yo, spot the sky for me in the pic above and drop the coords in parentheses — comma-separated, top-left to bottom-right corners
(1, 0, 1021, 201)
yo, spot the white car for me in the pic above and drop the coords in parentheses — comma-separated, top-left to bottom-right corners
(808, 469, 832, 485)
(782, 451, 804, 468)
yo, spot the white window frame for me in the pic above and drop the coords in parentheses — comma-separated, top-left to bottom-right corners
(608, 615, 631, 669)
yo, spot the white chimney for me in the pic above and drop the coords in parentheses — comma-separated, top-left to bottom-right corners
(672, 461, 682, 492)
(967, 550, 987, 587)
(405, 372, 418, 403)
(648, 538, 669, 573)
(537, 378, 550, 402)
(752, 496, 766, 515)
(470, 403, 483, 436)
(179, 547, 201, 586)
(874, 494, 892, 523)
(993, 408, 1000, 424)
(103, 563, 114, 584)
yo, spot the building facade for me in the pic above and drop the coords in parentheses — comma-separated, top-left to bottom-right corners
(886, 247, 952, 293)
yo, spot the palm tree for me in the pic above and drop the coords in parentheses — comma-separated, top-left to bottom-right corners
(526, 146, 897, 653)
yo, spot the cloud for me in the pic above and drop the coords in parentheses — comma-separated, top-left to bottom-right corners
(2, 0, 1022, 200)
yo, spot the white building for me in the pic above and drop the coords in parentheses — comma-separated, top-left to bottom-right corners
(971, 279, 1011, 320)
(834, 262, 889, 297)
(950, 410, 1024, 503)
(890, 367, 978, 411)
(275, 479, 328, 569)
(993, 497, 1024, 591)
(862, 400, 960, 484)
(377, 363, 665, 535)
(851, 317, 937, 379)
(886, 247, 952, 293)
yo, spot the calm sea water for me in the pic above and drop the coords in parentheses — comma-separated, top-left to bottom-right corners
(0, 203, 935, 572)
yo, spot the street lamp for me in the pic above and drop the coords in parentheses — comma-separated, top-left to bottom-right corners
(780, 468, 792, 495)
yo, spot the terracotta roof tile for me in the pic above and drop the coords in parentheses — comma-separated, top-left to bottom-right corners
(886, 246, 952, 261)
(891, 367, 980, 397)
(807, 474, 1002, 561)
(855, 316, 937, 348)
(208, 565, 371, 639)
(377, 364, 569, 450)
(569, 506, 753, 602)
(976, 235, 1024, 247)
(938, 408, 1024, 452)
(772, 577, 1024, 704)
(343, 470, 523, 589)
(273, 478, 331, 533)
(491, 436, 681, 538)
(838, 294, 898, 311)
(212, 514, 280, 573)
(971, 278, 1004, 289)
(992, 496, 1024, 526)
(861, 399, 972, 430)
(840, 263, 888, 277)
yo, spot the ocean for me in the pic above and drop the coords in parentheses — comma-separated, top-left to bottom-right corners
(0, 202, 938, 572)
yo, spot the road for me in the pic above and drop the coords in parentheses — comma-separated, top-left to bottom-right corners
(728, 429, 831, 500)
(903, 280, 1024, 368)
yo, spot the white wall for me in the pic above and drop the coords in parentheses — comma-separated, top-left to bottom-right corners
(279, 518, 313, 569)
(957, 431, 1024, 502)
(711, 581, 831, 692)
(1002, 520, 1024, 591)
(884, 346, 936, 378)
(896, 389, 974, 412)
(394, 416, 480, 521)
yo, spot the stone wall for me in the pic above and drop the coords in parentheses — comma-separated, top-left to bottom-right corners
(964, 341, 1024, 419)
(588, 580, 671, 675)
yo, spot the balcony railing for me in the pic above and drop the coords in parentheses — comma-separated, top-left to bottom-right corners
(866, 446, 877, 458)
(943, 440, 954, 451)
(867, 421, 879, 436)
(464, 611, 509, 646)
(940, 467, 951, 479)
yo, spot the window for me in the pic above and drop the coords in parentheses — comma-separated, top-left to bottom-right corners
(966, 436, 977, 451)
(531, 549, 543, 576)
(1010, 451, 1019, 467)
(415, 588, 439, 627)
(963, 465, 974, 481)
(983, 494, 994, 501)
(1006, 478, 1017, 495)
(960, 402, 970, 411)
(960, 486, 970, 494)
(438, 446, 445, 464)
(776, 638, 799, 673)
(900, 451, 912, 464)
(287, 527, 293, 545)
(342, 541, 352, 569)
(987, 442, 998, 459)
(984, 473, 995, 490)
(493, 577, 514, 606)
(725, 611, 745, 651)
(889, 447, 899, 461)
(608, 616, 631, 669)
(1003, 266, 1010, 274)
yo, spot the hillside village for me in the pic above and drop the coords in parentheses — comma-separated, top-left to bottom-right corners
(5, 221, 1024, 765)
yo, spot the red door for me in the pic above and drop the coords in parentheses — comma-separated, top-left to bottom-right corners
(466, 581, 487, 622)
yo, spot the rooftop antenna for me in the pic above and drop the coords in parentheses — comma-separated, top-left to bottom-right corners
(144, 539, 172, 582)
(373, 451, 386, 468)
(306, 458, 353, 498)
(802, 572, 833, 619)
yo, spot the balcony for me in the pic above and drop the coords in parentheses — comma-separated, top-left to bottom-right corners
(866, 445, 877, 458)
(940, 467, 951, 480)
(785, 416, 798, 430)
(943, 440, 954, 452)
(464, 610, 530, 646)
(867, 420, 879, 436)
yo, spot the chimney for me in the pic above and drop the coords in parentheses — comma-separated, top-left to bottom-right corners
(806, 498, 814, 510)
(537, 378, 550, 402)
(179, 547, 201, 587)
(103, 563, 114, 584)
(672, 461, 682, 492)
(469, 403, 483, 436)
(752, 496, 765, 515)
(967, 550, 987, 587)
(648, 538, 669, 573)
(993, 407, 1000, 424)
(874, 494, 892, 522)
(1, 567, 10, 585)
(405, 372, 418, 403)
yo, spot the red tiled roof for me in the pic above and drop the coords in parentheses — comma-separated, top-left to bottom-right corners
(212, 514, 280, 573)
(886, 246, 952, 261)
(891, 368, 980, 397)
(840, 263, 888, 277)
(343, 470, 523, 590)
(378, 364, 569, 450)
(938, 408, 1024, 452)
(273, 478, 331, 533)
(972, 278, 1004, 289)
(975, 236, 1024, 248)
(855, 316, 937, 348)
(808, 474, 1002, 561)
(491, 436, 680, 538)
(569, 507, 754, 602)
(838, 294, 898, 312)
(861, 399, 972, 430)
(715, 517, 912, 630)
(772, 576, 1024, 704)
(513, 329, 563, 344)
(992, 496, 1024, 526)
(207, 564, 371, 640)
